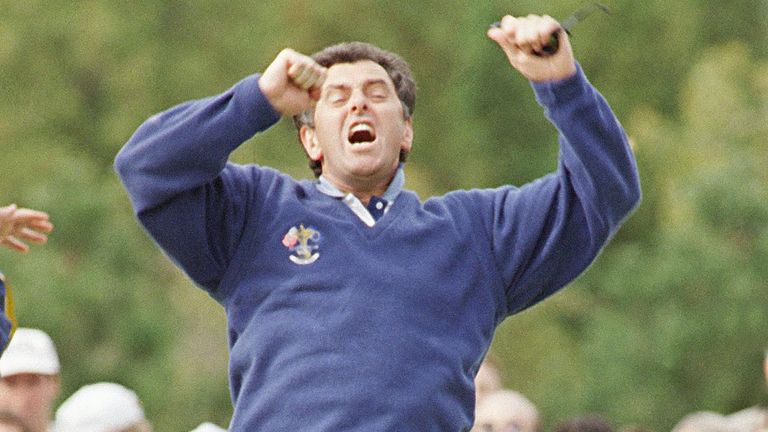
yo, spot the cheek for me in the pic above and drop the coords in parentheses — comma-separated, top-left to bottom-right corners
(314, 107, 344, 127)
(383, 122, 408, 146)
(314, 118, 344, 142)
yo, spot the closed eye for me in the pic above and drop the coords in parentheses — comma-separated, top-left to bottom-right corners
(324, 87, 350, 105)
(366, 83, 390, 100)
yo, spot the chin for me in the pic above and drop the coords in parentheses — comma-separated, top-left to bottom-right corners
(345, 157, 382, 173)
(348, 166, 383, 178)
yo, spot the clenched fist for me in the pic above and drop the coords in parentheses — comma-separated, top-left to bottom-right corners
(258, 48, 328, 116)
(487, 14, 577, 82)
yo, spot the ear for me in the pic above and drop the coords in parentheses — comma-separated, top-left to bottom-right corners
(400, 118, 413, 153)
(300, 125, 323, 162)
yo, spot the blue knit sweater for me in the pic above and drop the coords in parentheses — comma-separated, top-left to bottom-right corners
(115, 64, 640, 431)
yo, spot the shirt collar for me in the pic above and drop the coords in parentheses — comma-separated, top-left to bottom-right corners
(316, 164, 405, 201)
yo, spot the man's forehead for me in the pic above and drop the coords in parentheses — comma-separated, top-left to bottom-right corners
(323, 60, 394, 88)
(0, 373, 56, 387)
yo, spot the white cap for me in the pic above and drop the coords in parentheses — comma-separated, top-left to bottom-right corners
(671, 411, 734, 432)
(474, 389, 541, 432)
(0, 327, 60, 377)
(190, 422, 227, 432)
(725, 406, 767, 432)
(55, 382, 147, 432)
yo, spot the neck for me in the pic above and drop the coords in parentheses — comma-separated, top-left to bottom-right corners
(323, 173, 395, 206)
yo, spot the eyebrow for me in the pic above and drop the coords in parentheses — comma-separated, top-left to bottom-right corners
(324, 79, 390, 91)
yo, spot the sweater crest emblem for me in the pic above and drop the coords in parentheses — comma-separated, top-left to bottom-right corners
(282, 224, 321, 265)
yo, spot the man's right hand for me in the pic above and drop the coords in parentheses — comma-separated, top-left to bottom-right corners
(258, 48, 327, 116)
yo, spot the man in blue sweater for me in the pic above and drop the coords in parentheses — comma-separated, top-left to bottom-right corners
(115, 15, 640, 431)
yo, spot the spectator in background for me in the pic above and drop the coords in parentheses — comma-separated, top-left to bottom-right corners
(0, 272, 13, 354)
(0, 204, 53, 353)
(0, 328, 61, 432)
(669, 351, 768, 432)
(725, 407, 767, 432)
(54, 382, 152, 432)
(555, 415, 615, 432)
(0, 411, 32, 432)
(472, 389, 541, 432)
(671, 411, 735, 432)
(189, 423, 226, 432)
(0, 204, 53, 254)
(719, 350, 768, 432)
(764, 348, 767, 387)
(475, 353, 503, 408)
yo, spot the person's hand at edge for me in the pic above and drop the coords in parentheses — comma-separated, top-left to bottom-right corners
(0, 204, 54, 253)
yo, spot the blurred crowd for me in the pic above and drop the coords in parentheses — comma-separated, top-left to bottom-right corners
(0, 328, 226, 432)
(1, 206, 766, 431)
(470, 353, 768, 432)
(0, 204, 222, 432)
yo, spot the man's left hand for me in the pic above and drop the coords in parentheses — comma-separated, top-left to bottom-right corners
(487, 14, 577, 82)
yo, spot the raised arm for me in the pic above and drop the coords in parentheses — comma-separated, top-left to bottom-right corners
(115, 48, 325, 213)
(457, 15, 641, 315)
(114, 74, 280, 214)
(113, 49, 327, 293)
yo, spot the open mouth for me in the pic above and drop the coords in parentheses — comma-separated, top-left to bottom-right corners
(348, 122, 376, 144)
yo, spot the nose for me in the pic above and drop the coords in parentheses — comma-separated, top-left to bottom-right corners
(349, 90, 368, 113)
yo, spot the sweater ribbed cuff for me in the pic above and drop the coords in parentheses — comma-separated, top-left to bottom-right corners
(531, 62, 589, 108)
(233, 74, 282, 132)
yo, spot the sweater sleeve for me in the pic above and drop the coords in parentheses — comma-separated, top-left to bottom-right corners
(114, 75, 282, 296)
(454, 63, 641, 316)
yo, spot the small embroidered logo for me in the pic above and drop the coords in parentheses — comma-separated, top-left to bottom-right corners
(282, 224, 321, 265)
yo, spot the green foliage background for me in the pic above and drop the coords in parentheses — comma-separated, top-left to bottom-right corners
(1, 1, 766, 430)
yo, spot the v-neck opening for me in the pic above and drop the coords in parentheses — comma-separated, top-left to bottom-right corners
(307, 184, 410, 240)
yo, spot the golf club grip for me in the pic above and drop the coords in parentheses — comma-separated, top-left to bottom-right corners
(489, 22, 562, 57)
(539, 31, 560, 56)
